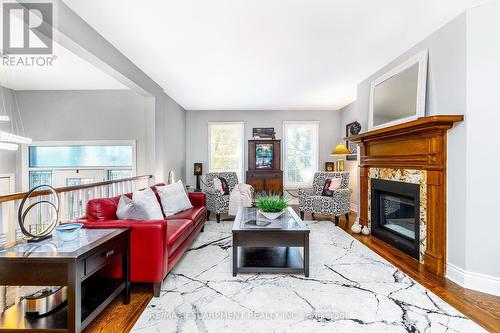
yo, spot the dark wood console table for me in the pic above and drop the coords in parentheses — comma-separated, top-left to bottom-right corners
(0, 228, 130, 332)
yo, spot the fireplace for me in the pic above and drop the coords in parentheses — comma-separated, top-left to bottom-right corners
(349, 116, 464, 275)
(371, 178, 420, 259)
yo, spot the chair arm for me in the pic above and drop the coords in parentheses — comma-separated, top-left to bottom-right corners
(332, 188, 351, 199)
(188, 192, 206, 207)
(204, 187, 222, 196)
(297, 188, 313, 197)
(81, 219, 168, 283)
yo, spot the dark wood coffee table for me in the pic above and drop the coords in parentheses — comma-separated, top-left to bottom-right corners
(0, 228, 130, 333)
(232, 207, 310, 277)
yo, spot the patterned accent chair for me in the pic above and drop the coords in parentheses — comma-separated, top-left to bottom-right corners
(298, 172, 351, 226)
(204, 172, 240, 223)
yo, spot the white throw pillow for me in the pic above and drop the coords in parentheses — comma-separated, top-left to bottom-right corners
(329, 177, 342, 190)
(132, 187, 164, 220)
(156, 180, 193, 217)
(212, 177, 223, 193)
(116, 195, 149, 220)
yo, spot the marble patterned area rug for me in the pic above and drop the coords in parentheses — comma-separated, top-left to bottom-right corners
(132, 220, 485, 333)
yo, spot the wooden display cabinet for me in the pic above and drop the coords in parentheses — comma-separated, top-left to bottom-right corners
(246, 139, 283, 193)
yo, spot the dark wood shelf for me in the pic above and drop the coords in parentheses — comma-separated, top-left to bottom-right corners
(0, 302, 68, 332)
(237, 247, 304, 274)
(81, 278, 126, 327)
(0, 278, 126, 332)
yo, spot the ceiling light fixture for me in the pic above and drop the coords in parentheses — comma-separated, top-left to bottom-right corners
(0, 130, 32, 144)
(0, 142, 19, 151)
(1, 67, 32, 149)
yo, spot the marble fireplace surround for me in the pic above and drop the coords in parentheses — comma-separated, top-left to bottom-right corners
(349, 116, 463, 276)
(368, 168, 427, 262)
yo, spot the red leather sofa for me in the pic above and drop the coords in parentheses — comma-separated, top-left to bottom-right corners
(77, 185, 206, 296)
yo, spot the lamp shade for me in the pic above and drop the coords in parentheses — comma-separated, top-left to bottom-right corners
(331, 144, 350, 156)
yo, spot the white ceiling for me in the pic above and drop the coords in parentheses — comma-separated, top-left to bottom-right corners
(0, 40, 128, 90)
(0, 13, 127, 91)
(62, 0, 483, 110)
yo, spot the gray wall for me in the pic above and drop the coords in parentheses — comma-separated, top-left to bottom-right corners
(463, 0, 500, 286)
(163, 95, 187, 183)
(356, 14, 467, 128)
(356, 17, 468, 273)
(342, 13, 468, 273)
(185, 110, 342, 187)
(354, 13, 468, 275)
(340, 10, 500, 294)
(338, 101, 359, 213)
(1, 89, 153, 190)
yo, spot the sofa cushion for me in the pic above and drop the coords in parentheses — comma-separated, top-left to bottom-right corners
(87, 196, 121, 221)
(150, 184, 166, 218)
(156, 181, 193, 217)
(132, 187, 164, 220)
(166, 219, 194, 255)
(168, 206, 207, 228)
(116, 195, 149, 220)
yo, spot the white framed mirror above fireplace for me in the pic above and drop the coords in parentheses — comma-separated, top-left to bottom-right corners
(368, 49, 428, 130)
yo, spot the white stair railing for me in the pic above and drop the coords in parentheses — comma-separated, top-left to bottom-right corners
(0, 175, 153, 313)
(0, 175, 153, 247)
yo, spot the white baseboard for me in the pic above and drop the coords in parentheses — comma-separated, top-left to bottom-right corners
(446, 263, 500, 296)
(350, 202, 359, 213)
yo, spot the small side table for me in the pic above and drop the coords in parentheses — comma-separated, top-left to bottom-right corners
(0, 228, 130, 333)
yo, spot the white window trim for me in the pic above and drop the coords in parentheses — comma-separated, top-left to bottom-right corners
(207, 122, 245, 182)
(282, 121, 320, 189)
(22, 140, 137, 190)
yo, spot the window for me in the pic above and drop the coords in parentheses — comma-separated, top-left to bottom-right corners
(24, 141, 136, 190)
(29, 145, 133, 168)
(66, 178, 94, 186)
(108, 169, 133, 181)
(208, 122, 244, 181)
(283, 121, 319, 188)
(29, 170, 52, 188)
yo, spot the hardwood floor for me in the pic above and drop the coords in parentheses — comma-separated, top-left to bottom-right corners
(83, 284, 152, 333)
(300, 211, 500, 333)
(84, 211, 500, 333)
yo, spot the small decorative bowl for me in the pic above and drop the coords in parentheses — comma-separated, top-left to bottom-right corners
(55, 223, 83, 242)
(259, 210, 285, 220)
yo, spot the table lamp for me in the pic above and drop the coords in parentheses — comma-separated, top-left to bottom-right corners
(331, 144, 350, 171)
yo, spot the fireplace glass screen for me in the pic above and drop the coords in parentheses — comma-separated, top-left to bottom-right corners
(379, 193, 416, 241)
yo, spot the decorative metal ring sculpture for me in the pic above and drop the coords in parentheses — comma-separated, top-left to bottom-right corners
(18, 185, 59, 241)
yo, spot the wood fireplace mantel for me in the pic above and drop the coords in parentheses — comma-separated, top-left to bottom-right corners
(349, 115, 463, 276)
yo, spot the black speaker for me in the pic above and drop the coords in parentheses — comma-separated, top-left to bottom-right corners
(194, 163, 203, 175)
(194, 163, 203, 191)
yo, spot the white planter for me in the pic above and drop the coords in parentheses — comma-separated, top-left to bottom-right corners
(351, 222, 362, 233)
(259, 210, 285, 220)
(362, 226, 371, 235)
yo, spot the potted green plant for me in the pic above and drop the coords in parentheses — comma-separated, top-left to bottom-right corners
(255, 195, 289, 220)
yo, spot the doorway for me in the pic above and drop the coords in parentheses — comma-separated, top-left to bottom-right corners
(0, 174, 15, 246)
